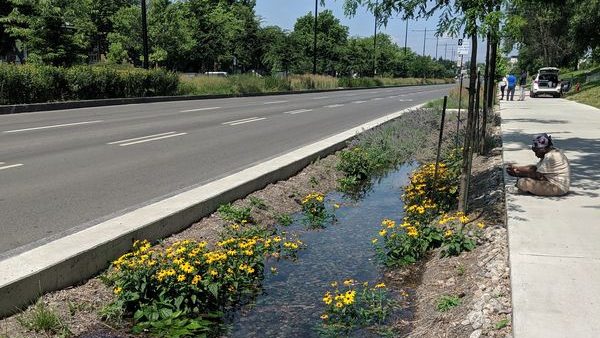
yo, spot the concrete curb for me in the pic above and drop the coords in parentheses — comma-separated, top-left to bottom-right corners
(0, 103, 425, 317)
(0, 83, 448, 115)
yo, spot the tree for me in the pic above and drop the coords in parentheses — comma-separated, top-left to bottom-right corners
(290, 10, 349, 75)
(2, 0, 95, 66)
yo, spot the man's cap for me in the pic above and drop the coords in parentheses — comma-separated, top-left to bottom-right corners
(532, 133, 553, 149)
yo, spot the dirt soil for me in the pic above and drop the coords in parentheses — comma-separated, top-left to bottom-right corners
(0, 111, 512, 338)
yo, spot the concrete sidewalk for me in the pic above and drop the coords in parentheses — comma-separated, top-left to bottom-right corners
(500, 98, 600, 337)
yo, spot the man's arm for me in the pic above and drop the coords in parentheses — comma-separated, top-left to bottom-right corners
(506, 164, 545, 179)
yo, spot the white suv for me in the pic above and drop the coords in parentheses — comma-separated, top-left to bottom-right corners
(531, 67, 561, 98)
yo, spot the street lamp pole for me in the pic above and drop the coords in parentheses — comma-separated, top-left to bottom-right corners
(422, 27, 427, 56)
(141, 0, 149, 69)
(313, 0, 318, 75)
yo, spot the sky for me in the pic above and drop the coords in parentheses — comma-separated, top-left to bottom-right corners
(254, 0, 489, 63)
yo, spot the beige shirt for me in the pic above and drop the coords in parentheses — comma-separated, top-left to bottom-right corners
(537, 148, 570, 193)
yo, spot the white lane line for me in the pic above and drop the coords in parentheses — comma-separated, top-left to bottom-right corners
(398, 99, 414, 102)
(263, 100, 288, 105)
(0, 163, 23, 171)
(226, 117, 267, 126)
(388, 95, 399, 98)
(222, 117, 264, 125)
(324, 104, 344, 108)
(352, 100, 367, 104)
(284, 109, 313, 115)
(108, 131, 177, 145)
(118, 133, 187, 146)
(312, 96, 330, 99)
(371, 98, 383, 101)
(179, 107, 220, 113)
(3, 120, 103, 133)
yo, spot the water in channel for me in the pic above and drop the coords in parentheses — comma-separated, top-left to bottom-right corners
(227, 162, 417, 337)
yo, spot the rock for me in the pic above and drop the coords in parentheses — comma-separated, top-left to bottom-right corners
(462, 319, 471, 326)
(468, 311, 483, 329)
(446, 277, 456, 287)
(470, 329, 482, 338)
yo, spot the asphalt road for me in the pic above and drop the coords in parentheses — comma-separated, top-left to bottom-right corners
(0, 84, 453, 258)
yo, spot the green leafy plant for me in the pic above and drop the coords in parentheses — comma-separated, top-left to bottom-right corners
(274, 212, 293, 226)
(217, 203, 253, 224)
(105, 234, 304, 335)
(301, 192, 335, 228)
(318, 280, 396, 337)
(495, 318, 510, 330)
(436, 295, 461, 312)
(437, 213, 484, 257)
(373, 219, 442, 266)
(17, 299, 71, 336)
(248, 196, 268, 210)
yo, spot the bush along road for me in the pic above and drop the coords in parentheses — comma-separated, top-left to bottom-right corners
(0, 107, 512, 338)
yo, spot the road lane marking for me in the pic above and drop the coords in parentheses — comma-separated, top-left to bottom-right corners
(324, 104, 344, 108)
(370, 98, 383, 101)
(398, 99, 414, 102)
(312, 96, 330, 99)
(179, 107, 220, 112)
(223, 117, 266, 126)
(0, 163, 23, 171)
(283, 109, 313, 115)
(263, 101, 288, 105)
(3, 120, 103, 133)
(118, 133, 187, 146)
(388, 95, 399, 98)
(108, 131, 177, 145)
(352, 100, 367, 104)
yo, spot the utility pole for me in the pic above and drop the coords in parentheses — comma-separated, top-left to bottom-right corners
(435, 36, 439, 59)
(373, 0, 378, 76)
(141, 0, 149, 69)
(404, 19, 409, 56)
(313, 0, 318, 75)
(422, 27, 427, 56)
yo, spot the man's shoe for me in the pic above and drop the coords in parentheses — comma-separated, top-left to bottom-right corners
(506, 186, 527, 194)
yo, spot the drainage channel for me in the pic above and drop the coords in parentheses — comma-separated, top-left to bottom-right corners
(227, 163, 418, 337)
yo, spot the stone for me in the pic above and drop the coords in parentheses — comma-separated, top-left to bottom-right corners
(469, 329, 482, 338)
(468, 311, 484, 330)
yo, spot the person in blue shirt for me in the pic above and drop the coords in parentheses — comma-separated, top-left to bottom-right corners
(506, 73, 517, 101)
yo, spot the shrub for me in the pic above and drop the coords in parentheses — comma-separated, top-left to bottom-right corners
(0, 64, 179, 104)
(373, 218, 442, 266)
(301, 192, 335, 228)
(319, 280, 395, 337)
(217, 203, 253, 224)
(106, 236, 303, 335)
(437, 212, 484, 257)
(436, 295, 461, 312)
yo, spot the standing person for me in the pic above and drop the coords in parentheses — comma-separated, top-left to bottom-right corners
(499, 75, 507, 100)
(518, 70, 528, 100)
(506, 133, 570, 196)
(506, 73, 517, 101)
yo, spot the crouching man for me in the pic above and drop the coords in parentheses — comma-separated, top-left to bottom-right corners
(506, 133, 570, 196)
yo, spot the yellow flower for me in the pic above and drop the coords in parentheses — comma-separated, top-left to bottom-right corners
(343, 279, 354, 286)
(406, 226, 419, 238)
(270, 267, 277, 273)
(444, 229, 453, 237)
(371, 238, 378, 244)
(177, 274, 186, 282)
(209, 269, 218, 277)
(320, 314, 329, 320)
(113, 286, 122, 295)
(459, 215, 470, 224)
(375, 283, 386, 289)
(191, 275, 202, 285)
(477, 222, 485, 229)
(333, 203, 340, 209)
(330, 281, 338, 288)
(335, 302, 343, 308)
(379, 229, 387, 237)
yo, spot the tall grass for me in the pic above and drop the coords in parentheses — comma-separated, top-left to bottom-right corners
(566, 80, 600, 109)
(179, 74, 453, 96)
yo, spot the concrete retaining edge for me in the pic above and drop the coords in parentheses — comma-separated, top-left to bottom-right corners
(0, 83, 448, 115)
(0, 103, 425, 317)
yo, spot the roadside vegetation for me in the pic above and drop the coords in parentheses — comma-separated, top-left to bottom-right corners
(565, 81, 600, 109)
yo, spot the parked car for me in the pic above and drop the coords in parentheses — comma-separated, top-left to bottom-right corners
(530, 67, 561, 98)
